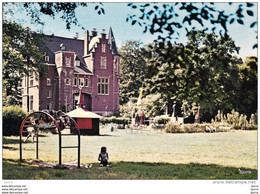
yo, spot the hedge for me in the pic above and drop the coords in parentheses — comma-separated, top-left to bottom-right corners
(100, 116, 130, 125)
(3, 106, 27, 136)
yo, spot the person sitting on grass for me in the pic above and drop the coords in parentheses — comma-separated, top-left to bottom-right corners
(98, 146, 111, 167)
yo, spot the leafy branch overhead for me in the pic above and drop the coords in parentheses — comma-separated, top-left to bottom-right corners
(126, 3, 257, 48)
(4, 2, 105, 30)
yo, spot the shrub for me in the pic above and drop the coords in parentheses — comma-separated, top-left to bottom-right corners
(249, 113, 257, 130)
(165, 122, 184, 133)
(154, 115, 171, 124)
(3, 106, 27, 136)
(165, 123, 209, 133)
(100, 116, 130, 125)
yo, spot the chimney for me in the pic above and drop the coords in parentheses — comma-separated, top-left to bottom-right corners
(101, 29, 106, 39)
(84, 30, 89, 56)
(74, 32, 79, 39)
(91, 28, 97, 37)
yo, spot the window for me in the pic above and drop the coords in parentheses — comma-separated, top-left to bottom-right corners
(78, 78, 84, 87)
(45, 56, 49, 62)
(85, 78, 89, 87)
(30, 79, 34, 86)
(47, 78, 51, 86)
(74, 78, 77, 86)
(20, 88, 24, 95)
(30, 96, 33, 111)
(65, 78, 70, 85)
(75, 60, 80, 67)
(47, 91, 52, 98)
(47, 103, 52, 110)
(98, 77, 109, 95)
(100, 56, 107, 69)
(65, 57, 71, 66)
(102, 44, 106, 53)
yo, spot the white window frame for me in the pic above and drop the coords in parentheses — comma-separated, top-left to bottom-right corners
(45, 56, 49, 62)
(65, 57, 71, 66)
(100, 56, 107, 69)
(78, 78, 84, 87)
(102, 44, 106, 53)
(30, 79, 34, 86)
(47, 78, 51, 86)
(85, 78, 89, 87)
(98, 77, 109, 95)
(74, 78, 77, 86)
(30, 96, 33, 111)
(47, 91, 52, 98)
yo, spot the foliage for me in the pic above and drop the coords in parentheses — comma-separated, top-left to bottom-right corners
(165, 123, 218, 133)
(100, 117, 130, 125)
(3, 21, 47, 106)
(119, 31, 256, 121)
(143, 31, 244, 119)
(3, 106, 27, 136)
(154, 115, 171, 124)
(237, 56, 257, 117)
(179, 31, 242, 112)
(126, 3, 257, 48)
(214, 109, 257, 130)
(3, 2, 105, 30)
(119, 40, 148, 104)
(3, 3, 257, 47)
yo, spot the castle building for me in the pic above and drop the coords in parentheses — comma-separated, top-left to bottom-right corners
(21, 28, 120, 116)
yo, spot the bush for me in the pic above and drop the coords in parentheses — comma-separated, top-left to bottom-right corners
(165, 123, 209, 133)
(154, 115, 171, 124)
(3, 106, 27, 136)
(100, 116, 130, 125)
(165, 122, 184, 133)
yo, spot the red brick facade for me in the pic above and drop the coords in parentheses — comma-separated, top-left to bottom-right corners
(22, 28, 120, 116)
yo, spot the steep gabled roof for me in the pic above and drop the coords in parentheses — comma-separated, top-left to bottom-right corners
(39, 35, 91, 74)
(108, 27, 119, 55)
(40, 35, 85, 64)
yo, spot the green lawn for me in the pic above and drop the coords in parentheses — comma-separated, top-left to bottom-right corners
(3, 126, 258, 179)
(3, 159, 257, 180)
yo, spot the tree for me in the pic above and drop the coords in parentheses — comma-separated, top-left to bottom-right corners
(237, 56, 257, 117)
(119, 40, 148, 104)
(3, 21, 47, 105)
(179, 31, 243, 113)
(143, 31, 244, 120)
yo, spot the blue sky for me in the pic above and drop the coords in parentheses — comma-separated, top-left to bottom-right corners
(3, 2, 258, 60)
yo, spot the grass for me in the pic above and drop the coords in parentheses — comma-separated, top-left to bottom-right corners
(3, 159, 257, 180)
(3, 125, 258, 179)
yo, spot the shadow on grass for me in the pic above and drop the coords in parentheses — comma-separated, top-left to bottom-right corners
(3, 146, 18, 151)
(3, 137, 20, 144)
(2, 159, 257, 180)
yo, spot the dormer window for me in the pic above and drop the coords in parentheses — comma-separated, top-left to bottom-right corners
(60, 43, 66, 51)
(45, 55, 49, 62)
(75, 55, 80, 67)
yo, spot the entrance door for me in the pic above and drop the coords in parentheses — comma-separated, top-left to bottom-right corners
(73, 93, 92, 110)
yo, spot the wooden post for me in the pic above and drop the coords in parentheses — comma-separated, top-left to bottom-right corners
(59, 132, 62, 166)
(78, 131, 80, 168)
(20, 132, 22, 161)
(36, 133, 39, 159)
